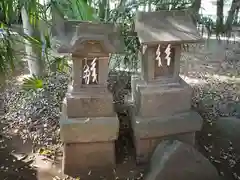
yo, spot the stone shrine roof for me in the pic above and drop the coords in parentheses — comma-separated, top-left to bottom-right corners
(135, 10, 202, 45)
(55, 21, 124, 55)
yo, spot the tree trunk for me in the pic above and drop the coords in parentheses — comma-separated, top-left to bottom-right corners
(98, 0, 107, 21)
(191, 0, 201, 14)
(104, 0, 110, 21)
(191, 0, 202, 24)
(144, 0, 147, 11)
(234, 6, 240, 24)
(21, 6, 44, 76)
(51, 1, 65, 37)
(216, 0, 224, 38)
(225, 0, 240, 32)
(148, 0, 152, 12)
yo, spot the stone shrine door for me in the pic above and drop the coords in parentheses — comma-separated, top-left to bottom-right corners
(154, 44, 175, 78)
(82, 57, 99, 85)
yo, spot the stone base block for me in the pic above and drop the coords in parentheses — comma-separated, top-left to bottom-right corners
(145, 140, 221, 180)
(135, 78, 192, 117)
(63, 141, 116, 176)
(176, 132, 195, 145)
(135, 132, 196, 165)
(60, 116, 119, 143)
(132, 111, 202, 139)
(132, 111, 203, 164)
(65, 87, 115, 118)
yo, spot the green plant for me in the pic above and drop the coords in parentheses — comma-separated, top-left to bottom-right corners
(49, 56, 71, 73)
(22, 75, 43, 90)
(107, 2, 140, 71)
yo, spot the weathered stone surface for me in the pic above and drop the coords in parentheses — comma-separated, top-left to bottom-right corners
(136, 80, 192, 117)
(135, 138, 158, 164)
(65, 88, 115, 118)
(216, 117, 240, 140)
(145, 140, 221, 180)
(132, 111, 202, 139)
(60, 116, 119, 143)
(215, 116, 240, 151)
(134, 132, 196, 164)
(135, 10, 202, 44)
(56, 21, 124, 55)
(176, 132, 195, 145)
(63, 142, 115, 176)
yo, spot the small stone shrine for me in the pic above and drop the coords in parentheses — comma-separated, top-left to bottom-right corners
(132, 10, 203, 164)
(58, 22, 123, 175)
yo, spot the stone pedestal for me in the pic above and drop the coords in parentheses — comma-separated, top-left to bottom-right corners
(60, 87, 119, 174)
(58, 22, 124, 176)
(65, 87, 115, 118)
(132, 10, 203, 164)
(131, 110, 202, 164)
(63, 142, 115, 175)
(134, 78, 192, 117)
(131, 76, 203, 164)
(131, 78, 203, 164)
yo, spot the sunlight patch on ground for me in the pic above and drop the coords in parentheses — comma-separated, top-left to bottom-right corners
(202, 34, 240, 42)
(114, 67, 141, 73)
(180, 75, 207, 85)
(16, 74, 31, 84)
(205, 74, 240, 83)
(181, 73, 240, 86)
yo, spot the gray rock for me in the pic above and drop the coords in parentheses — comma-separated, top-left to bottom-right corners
(216, 117, 240, 141)
(145, 140, 221, 180)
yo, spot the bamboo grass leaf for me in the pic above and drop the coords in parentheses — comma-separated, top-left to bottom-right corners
(22, 75, 44, 90)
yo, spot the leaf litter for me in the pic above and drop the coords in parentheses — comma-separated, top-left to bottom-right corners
(0, 72, 69, 155)
(183, 41, 240, 179)
(1, 41, 240, 179)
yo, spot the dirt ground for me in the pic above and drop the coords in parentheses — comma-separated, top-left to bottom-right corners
(1, 37, 240, 180)
(182, 38, 240, 180)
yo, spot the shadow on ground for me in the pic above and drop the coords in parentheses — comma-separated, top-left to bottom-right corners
(0, 133, 37, 180)
(196, 116, 240, 180)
